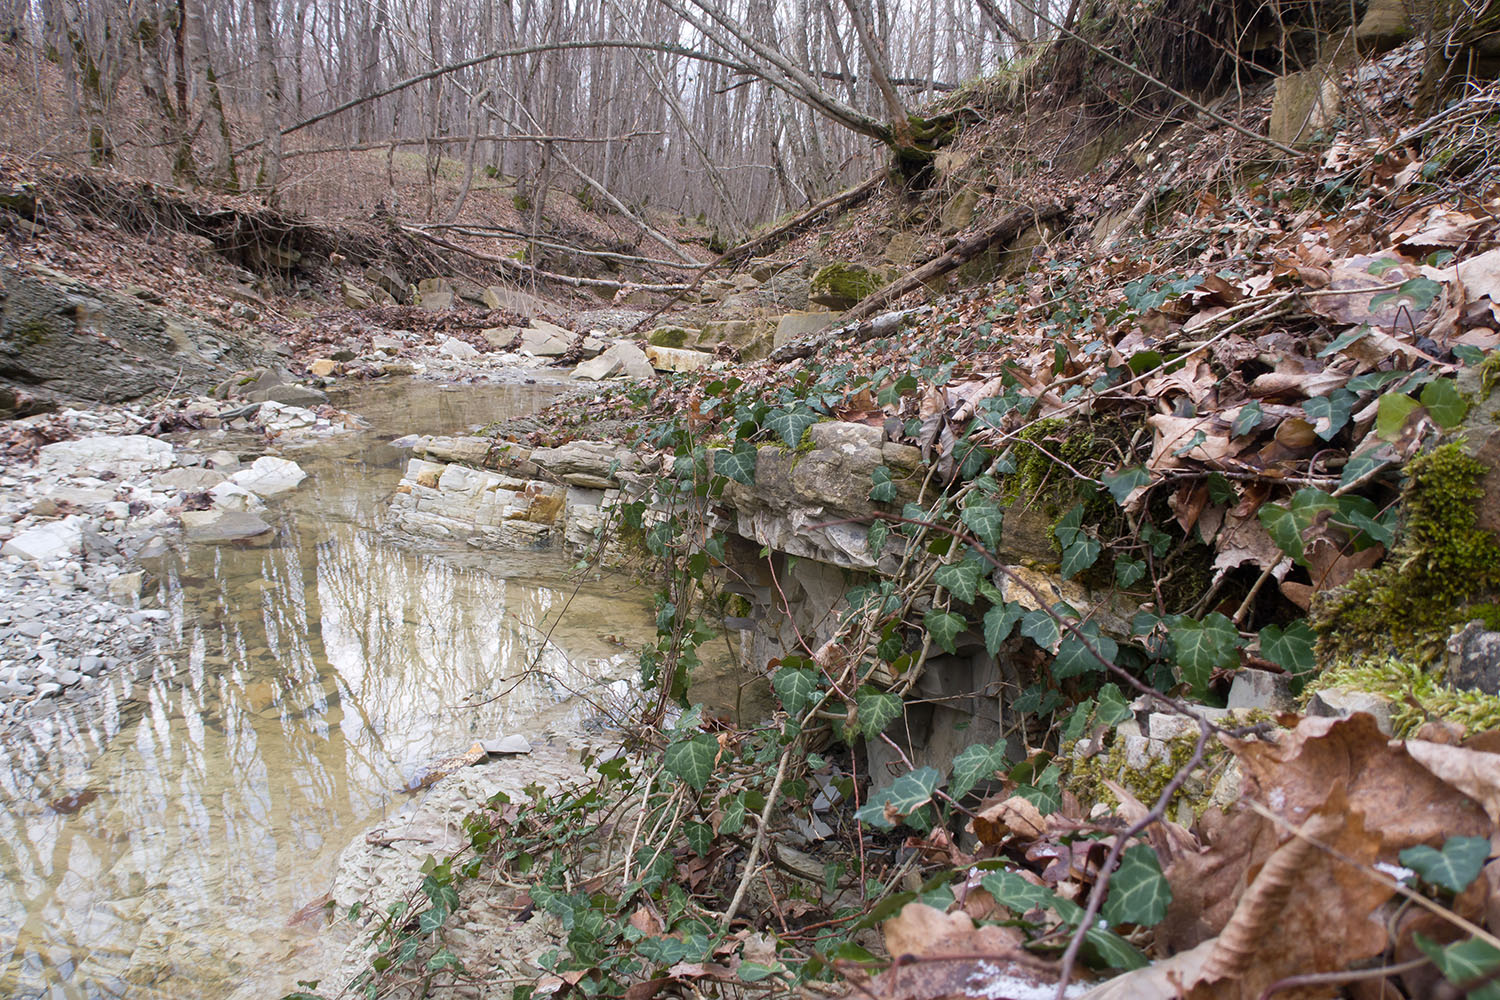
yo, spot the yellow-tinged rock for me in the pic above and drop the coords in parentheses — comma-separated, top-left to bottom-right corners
(644, 344, 715, 372)
(308, 358, 339, 377)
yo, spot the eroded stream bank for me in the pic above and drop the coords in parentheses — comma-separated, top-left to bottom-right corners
(0, 377, 656, 1000)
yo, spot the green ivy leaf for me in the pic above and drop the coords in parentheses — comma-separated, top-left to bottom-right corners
(924, 609, 967, 654)
(1317, 324, 1370, 358)
(664, 733, 720, 791)
(1115, 557, 1146, 589)
(1095, 683, 1133, 725)
(1259, 620, 1316, 680)
(855, 685, 903, 735)
(984, 601, 1024, 654)
(949, 742, 1008, 799)
(867, 518, 890, 556)
(738, 962, 783, 983)
(711, 446, 757, 485)
(1232, 400, 1264, 438)
(772, 666, 820, 715)
(1101, 844, 1172, 927)
(1370, 274, 1442, 312)
(719, 792, 746, 835)
(1061, 537, 1102, 579)
(1376, 393, 1421, 440)
(426, 948, 463, 972)
(765, 408, 818, 448)
(1421, 378, 1468, 429)
(869, 466, 898, 503)
(1340, 448, 1386, 489)
(981, 870, 1070, 919)
(1053, 631, 1117, 679)
(1170, 613, 1242, 696)
(1020, 609, 1060, 650)
(961, 501, 1004, 550)
(1101, 466, 1150, 506)
(1400, 836, 1492, 894)
(888, 766, 942, 812)
(1302, 389, 1354, 440)
(935, 559, 983, 604)
(683, 820, 714, 856)
(1415, 933, 1500, 1000)
(1054, 504, 1085, 548)
(1083, 928, 1151, 971)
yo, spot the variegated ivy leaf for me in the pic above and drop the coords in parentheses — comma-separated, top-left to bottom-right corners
(773, 666, 820, 715)
(854, 685, 903, 736)
(949, 742, 1007, 799)
(1101, 843, 1172, 927)
(711, 446, 757, 485)
(765, 408, 818, 448)
(924, 609, 966, 654)
(934, 559, 983, 604)
(664, 732, 720, 791)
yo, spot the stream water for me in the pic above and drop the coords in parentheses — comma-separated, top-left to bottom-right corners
(0, 377, 656, 999)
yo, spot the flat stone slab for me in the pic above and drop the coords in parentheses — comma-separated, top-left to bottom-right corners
(39, 435, 174, 477)
(481, 735, 533, 755)
(2, 519, 83, 561)
(180, 510, 273, 543)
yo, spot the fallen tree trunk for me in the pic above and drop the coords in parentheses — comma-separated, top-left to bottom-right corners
(626, 172, 884, 333)
(843, 201, 1067, 321)
(402, 227, 691, 292)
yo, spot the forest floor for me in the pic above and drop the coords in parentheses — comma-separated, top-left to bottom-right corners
(5, 21, 1500, 1000)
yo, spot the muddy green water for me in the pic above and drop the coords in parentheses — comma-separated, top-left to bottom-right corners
(0, 379, 656, 999)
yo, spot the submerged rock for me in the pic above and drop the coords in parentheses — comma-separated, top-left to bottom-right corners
(179, 510, 274, 543)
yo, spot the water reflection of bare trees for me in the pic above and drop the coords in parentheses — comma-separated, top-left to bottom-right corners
(0, 483, 650, 999)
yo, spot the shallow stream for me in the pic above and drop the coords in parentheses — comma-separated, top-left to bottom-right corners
(0, 377, 655, 999)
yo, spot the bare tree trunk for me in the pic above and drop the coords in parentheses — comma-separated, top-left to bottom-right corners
(184, 0, 237, 189)
(250, 0, 282, 201)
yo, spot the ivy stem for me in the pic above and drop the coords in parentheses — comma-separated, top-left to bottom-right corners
(720, 743, 793, 931)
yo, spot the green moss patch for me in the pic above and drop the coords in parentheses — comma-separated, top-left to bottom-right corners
(1314, 442, 1500, 664)
(1308, 657, 1500, 737)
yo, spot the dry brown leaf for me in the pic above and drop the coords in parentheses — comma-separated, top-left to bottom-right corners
(1211, 509, 1290, 582)
(1076, 938, 1215, 999)
(970, 795, 1047, 845)
(1145, 414, 1235, 471)
(869, 903, 1061, 1000)
(629, 906, 664, 937)
(1405, 739, 1500, 826)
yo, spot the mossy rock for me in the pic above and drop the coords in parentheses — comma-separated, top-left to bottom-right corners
(647, 326, 694, 349)
(809, 262, 885, 310)
(1314, 442, 1500, 665)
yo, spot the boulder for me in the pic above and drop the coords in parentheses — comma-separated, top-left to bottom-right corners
(180, 510, 274, 543)
(208, 482, 265, 512)
(939, 188, 982, 234)
(230, 456, 307, 496)
(255, 383, 328, 407)
(418, 289, 455, 312)
(809, 262, 884, 309)
(647, 326, 696, 348)
(341, 281, 374, 309)
(574, 341, 653, 380)
(519, 324, 572, 356)
(774, 310, 837, 349)
(481, 285, 547, 316)
(2, 518, 84, 561)
(644, 344, 715, 372)
(1355, 0, 1411, 52)
(1308, 688, 1394, 736)
(254, 401, 319, 432)
(481, 326, 521, 349)
(364, 266, 405, 298)
(1445, 621, 1500, 694)
(1269, 68, 1341, 148)
(1227, 668, 1294, 711)
(371, 334, 402, 355)
(308, 358, 340, 377)
(39, 435, 175, 477)
(438, 336, 479, 360)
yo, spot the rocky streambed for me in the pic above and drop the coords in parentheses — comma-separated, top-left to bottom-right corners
(0, 374, 658, 1000)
